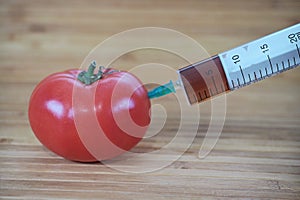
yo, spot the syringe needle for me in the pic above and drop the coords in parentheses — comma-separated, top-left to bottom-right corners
(147, 80, 176, 99)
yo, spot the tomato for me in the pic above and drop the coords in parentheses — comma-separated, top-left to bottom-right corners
(28, 62, 151, 162)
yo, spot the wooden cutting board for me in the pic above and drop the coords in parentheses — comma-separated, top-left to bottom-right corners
(1, 0, 300, 199)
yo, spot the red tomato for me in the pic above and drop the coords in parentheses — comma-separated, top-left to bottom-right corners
(28, 64, 151, 162)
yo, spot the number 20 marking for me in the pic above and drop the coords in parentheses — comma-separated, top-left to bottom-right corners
(288, 32, 300, 44)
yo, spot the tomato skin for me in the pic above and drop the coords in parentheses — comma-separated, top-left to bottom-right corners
(28, 69, 151, 162)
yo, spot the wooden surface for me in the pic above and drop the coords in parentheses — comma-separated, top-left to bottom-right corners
(1, 0, 300, 199)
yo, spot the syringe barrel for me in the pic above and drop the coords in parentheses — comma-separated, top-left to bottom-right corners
(178, 55, 229, 105)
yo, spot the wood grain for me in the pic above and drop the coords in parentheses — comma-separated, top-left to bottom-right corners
(1, 0, 300, 199)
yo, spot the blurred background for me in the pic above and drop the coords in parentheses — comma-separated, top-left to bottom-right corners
(1, 0, 300, 199)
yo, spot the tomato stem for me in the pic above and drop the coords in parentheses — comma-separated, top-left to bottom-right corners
(77, 61, 104, 85)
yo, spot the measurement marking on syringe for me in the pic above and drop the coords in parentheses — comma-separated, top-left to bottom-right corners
(239, 65, 246, 84)
(288, 59, 291, 68)
(296, 44, 300, 58)
(231, 80, 235, 88)
(254, 71, 257, 80)
(248, 74, 251, 82)
(259, 69, 263, 78)
(198, 92, 203, 101)
(276, 63, 279, 72)
(211, 76, 218, 93)
(265, 67, 268, 76)
(293, 57, 296, 65)
(204, 90, 208, 98)
(267, 55, 274, 74)
(282, 61, 285, 69)
(209, 88, 213, 96)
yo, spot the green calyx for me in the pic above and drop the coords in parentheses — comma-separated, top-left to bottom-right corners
(77, 61, 105, 85)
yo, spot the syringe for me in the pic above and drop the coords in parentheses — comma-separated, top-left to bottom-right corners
(148, 23, 300, 105)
